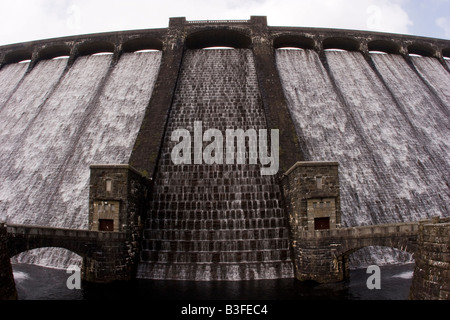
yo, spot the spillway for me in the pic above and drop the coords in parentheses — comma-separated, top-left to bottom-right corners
(275, 48, 449, 265)
(411, 56, 450, 106)
(137, 49, 293, 280)
(0, 62, 29, 107)
(0, 51, 161, 267)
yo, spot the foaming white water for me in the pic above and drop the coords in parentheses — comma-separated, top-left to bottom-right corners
(0, 51, 161, 268)
(12, 270, 29, 282)
(393, 270, 414, 279)
(276, 49, 449, 266)
(411, 56, 450, 107)
(138, 49, 293, 280)
(0, 62, 28, 107)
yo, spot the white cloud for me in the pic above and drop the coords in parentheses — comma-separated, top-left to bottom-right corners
(66, 4, 82, 30)
(248, 0, 413, 34)
(364, 1, 413, 34)
(436, 16, 450, 38)
(0, 0, 419, 46)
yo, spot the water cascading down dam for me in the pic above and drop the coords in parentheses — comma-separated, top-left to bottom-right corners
(0, 16, 449, 282)
(0, 46, 162, 267)
(137, 48, 294, 280)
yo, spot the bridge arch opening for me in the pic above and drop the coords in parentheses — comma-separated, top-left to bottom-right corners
(407, 43, 435, 57)
(442, 48, 450, 60)
(323, 37, 360, 52)
(368, 40, 401, 55)
(38, 44, 71, 61)
(122, 37, 163, 53)
(4, 49, 33, 65)
(11, 248, 82, 299)
(11, 247, 82, 269)
(342, 246, 415, 299)
(273, 35, 315, 50)
(76, 40, 115, 57)
(185, 29, 252, 49)
(346, 246, 414, 269)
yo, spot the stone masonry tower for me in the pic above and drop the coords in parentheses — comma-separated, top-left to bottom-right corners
(281, 161, 342, 232)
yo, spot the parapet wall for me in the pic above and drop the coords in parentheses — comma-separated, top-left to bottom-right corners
(1, 17, 449, 67)
(270, 26, 450, 59)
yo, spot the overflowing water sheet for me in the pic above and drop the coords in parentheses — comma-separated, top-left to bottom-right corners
(275, 49, 449, 266)
(138, 49, 293, 280)
(0, 62, 29, 108)
(2, 42, 448, 276)
(1, 55, 112, 227)
(0, 51, 161, 267)
(411, 56, 450, 107)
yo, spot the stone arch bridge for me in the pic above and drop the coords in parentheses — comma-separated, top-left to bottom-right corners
(3, 223, 139, 284)
(2, 218, 449, 300)
(291, 217, 450, 300)
(291, 221, 419, 284)
(0, 220, 422, 285)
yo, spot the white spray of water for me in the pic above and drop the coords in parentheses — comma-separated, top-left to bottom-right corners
(275, 49, 449, 266)
(1, 51, 161, 268)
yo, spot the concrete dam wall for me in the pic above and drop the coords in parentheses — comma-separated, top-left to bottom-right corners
(0, 16, 448, 280)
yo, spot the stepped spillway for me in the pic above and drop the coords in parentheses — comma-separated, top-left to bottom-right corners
(137, 49, 294, 280)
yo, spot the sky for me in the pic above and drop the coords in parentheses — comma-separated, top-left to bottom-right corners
(0, 0, 449, 46)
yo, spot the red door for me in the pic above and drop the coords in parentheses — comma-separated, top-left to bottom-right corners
(314, 217, 330, 230)
(99, 219, 114, 232)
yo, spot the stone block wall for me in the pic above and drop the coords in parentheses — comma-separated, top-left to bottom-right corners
(250, 16, 304, 173)
(280, 161, 343, 283)
(89, 164, 151, 235)
(87, 164, 151, 282)
(0, 223, 17, 300)
(288, 222, 419, 284)
(281, 161, 341, 232)
(410, 218, 450, 300)
(81, 232, 139, 283)
(291, 236, 347, 283)
(129, 18, 185, 178)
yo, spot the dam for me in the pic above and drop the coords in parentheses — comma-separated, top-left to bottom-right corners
(0, 17, 448, 286)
